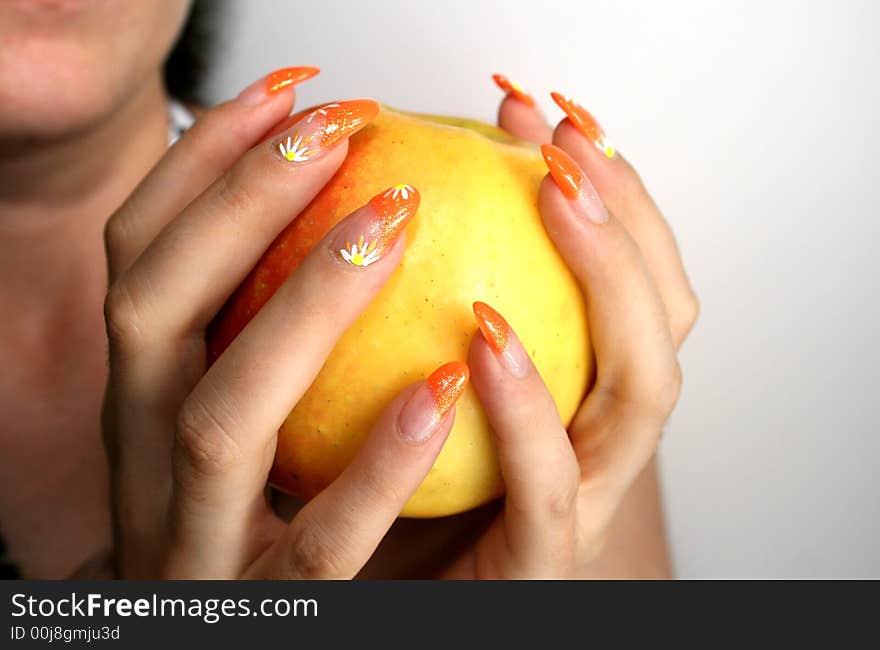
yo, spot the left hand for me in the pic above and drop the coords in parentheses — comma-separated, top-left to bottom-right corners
(435, 83, 699, 578)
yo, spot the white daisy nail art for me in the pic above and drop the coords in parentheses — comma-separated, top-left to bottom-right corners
(278, 132, 314, 162)
(595, 132, 615, 159)
(332, 184, 420, 269)
(383, 184, 415, 200)
(340, 235, 382, 267)
(272, 100, 379, 165)
(551, 92, 616, 159)
(306, 103, 341, 123)
(492, 73, 535, 106)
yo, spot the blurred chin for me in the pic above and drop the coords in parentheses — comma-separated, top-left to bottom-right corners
(0, 0, 190, 141)
(0, 42, 125, 139)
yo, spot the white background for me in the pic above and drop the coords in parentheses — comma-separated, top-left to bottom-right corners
(203, 0, 880, 578)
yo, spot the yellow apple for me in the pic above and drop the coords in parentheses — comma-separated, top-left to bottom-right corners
(206, 106, 592, 517)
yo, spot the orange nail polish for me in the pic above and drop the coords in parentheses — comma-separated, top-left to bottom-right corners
(551, 92, 615, 158)
(368, 184, 420, 237)
(541, 144, 609, 224)
(238, 67, 320, 105)
(472, 301, 510, 353)
(335, 184, 420, 267)
(541, 144, 584, 199)
(492, 73, 536, 107)
(309, 100, 381, 149)
(273, 99, 380, 163)
(266, 66, 321, 93)
(426, 361, 469, 419)
(472, 302, 529, 377)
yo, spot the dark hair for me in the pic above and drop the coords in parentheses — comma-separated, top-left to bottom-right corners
(163, 0, 219, 105)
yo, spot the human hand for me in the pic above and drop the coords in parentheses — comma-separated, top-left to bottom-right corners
(95, 68, 468, 578)
(492, 75, 698, 347)
(434, 79, 698, 578)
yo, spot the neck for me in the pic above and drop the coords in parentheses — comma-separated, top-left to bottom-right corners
(0, 72, 170, 308)
(0, 72, 169, 230)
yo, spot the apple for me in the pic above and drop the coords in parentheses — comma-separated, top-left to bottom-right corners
(206, 106, 592, 517)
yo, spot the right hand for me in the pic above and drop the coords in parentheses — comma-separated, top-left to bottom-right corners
(98, 69, 466, 579)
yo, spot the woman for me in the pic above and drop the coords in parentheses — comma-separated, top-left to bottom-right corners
(0, 1, 697, 579)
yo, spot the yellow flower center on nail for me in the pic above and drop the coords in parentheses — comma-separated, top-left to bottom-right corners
(340, 236, 381, 267)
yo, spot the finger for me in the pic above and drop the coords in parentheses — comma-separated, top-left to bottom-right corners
(105, 66, 319, 280)
(104, 69, 317, 574)
(550, 92, 699, 346)
(104, 100, 379, 554)
(105, 99, 379, 359)
(492, 73, 553, 144)
(164, 185, 422, 576)
(246, 362, 468, 579)
(468, 302, 579, 578)
(540, 144, 680, 496)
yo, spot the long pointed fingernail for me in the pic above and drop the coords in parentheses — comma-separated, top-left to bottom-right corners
(427, 362, 470, 420)
(472, 302, 529, 378)
(398, 361, 470, 444)
(332, 184, 420, 268)
(267, 66, 321, 93)
(551, 92, 615, 158)
(541, 144, 609, 224)
(271, 99, 380, 164)
(237, 66, 320, 105)
(492, 73, 536, 107)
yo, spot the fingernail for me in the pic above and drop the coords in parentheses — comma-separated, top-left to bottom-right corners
(398, 362, 470, 443)
(492, 73, 536, 107)
(271, 99, 380, 164)
(541, 143, 609, 224)
(332, 184, 420, 268)
(472, 302, 529, 378)
(266, 66, 321, 93)
(428, 361, 470, 420)
(551, 92, 615, 158)
(237, 66, 320, 105)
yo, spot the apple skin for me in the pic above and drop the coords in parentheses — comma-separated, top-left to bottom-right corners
(206, 106, 592, 517)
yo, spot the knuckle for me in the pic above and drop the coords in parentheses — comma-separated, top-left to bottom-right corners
(285, 524, 346, 580)
(178, 106, 225, 147)
(672, 290, 700, 341)
(103, 201, 149, 278)
(193, 103, 237, 135)
(602, 357, 683, 424)
(212, 160, 260, 224)
(544, 460, 580, 519)
(174, 396, 243, 477)
(217, 109, 255, 147)
(357, 460, 403, 510)
(103, 210, 130, 259)
(178, 103, 255, 159)
(103, 280, 146, 351)
(652, 359, 683, 417)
